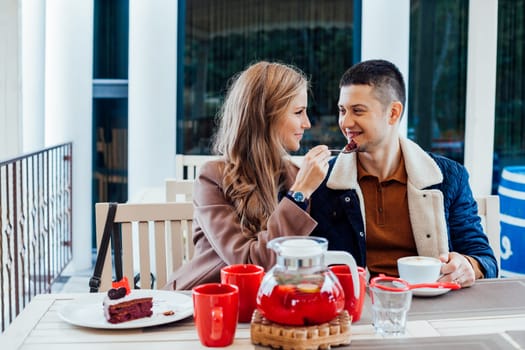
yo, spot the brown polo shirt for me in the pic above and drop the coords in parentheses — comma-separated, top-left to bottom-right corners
(358, 156, 484, 279)
(358, 156, 417, 277)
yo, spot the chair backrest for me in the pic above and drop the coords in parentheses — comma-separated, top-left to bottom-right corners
(475, 195, 501, 276)
(175, 155, 219, 180)
(165, 178, 194, 202)
(174, 154, 305, 180)
(95, 201, 194, 291)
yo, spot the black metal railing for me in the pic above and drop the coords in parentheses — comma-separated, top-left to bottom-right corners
(0, 143, 72, 332)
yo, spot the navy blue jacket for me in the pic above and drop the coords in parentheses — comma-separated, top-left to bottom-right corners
(310, 140, 498, 279)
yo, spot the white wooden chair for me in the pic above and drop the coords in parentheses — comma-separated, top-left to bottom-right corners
(165, 178, 194, 202)
(175, 155, 219, 180)
(95, 201, 194, 291)
(475, 195, 501, 276)
(174, 154, 305, 180)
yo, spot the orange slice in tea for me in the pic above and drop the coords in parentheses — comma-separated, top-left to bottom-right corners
(297, 283, 320, 293)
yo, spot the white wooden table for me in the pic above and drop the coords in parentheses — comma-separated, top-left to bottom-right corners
(2, 278, 525, 349)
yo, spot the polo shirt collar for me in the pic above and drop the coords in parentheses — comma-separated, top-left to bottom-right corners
(357, 155, 408, 184)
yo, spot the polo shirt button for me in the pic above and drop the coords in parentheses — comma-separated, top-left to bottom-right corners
(344, 197, 351, 203)
(332, 211, 337, 217)
(426, 234, 431, 238)
(359, 231, 364, 237)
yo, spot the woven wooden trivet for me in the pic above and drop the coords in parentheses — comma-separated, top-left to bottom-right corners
(250, 310, 351, 350)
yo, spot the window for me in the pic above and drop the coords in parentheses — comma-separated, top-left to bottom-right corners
(408, 0, 469, 164)
(92, 0, 129, 246)
(494, 0, 525, 186)
(179, 0, 356, 155)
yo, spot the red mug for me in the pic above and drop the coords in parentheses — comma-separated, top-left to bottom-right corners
(220, 264, 264, 323)
(330, 265, 367, 322)
(192, 283, 239, 347)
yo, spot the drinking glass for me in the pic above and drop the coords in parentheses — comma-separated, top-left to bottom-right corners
(369, 276, 412, 336)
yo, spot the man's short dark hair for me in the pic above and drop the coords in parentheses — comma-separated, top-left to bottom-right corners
(339, 59, 406, 110)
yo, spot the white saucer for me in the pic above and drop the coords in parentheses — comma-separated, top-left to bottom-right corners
(412, 287, 451, 297)
(58, 290, 193, 329)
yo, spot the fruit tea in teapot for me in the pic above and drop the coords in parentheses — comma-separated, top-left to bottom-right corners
(256, 236, 359, 326)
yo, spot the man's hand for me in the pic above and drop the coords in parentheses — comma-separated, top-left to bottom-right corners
(438, 252, 476, 287)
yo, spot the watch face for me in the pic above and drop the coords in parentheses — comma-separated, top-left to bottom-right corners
(292, 191, 305, 202)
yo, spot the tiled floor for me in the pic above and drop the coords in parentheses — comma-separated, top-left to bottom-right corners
(54, 272, 91, 293)
(52, 271, 91, 293)
(51, 263, 93, 293)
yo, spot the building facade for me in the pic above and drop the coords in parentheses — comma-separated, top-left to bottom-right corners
(2, 0, 524, 272)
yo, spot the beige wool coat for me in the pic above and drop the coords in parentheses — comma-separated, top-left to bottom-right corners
(164, 158, 318, 290)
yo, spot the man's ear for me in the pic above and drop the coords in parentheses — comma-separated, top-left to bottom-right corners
(388, 101, 403, 125)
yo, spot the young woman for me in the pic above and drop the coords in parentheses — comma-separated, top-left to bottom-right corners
(165, 61, 331, 290)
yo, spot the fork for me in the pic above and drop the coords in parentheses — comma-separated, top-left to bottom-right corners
(328, 147, 357, 155)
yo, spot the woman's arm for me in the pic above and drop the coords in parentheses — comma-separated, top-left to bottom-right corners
(193, 160, 318, 270)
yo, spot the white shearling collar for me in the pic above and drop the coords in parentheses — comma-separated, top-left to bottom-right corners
(327, 137, 443, 190)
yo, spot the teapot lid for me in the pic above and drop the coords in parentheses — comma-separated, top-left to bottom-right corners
(268, 236, 328, 268)
(280, 238, 323, 258)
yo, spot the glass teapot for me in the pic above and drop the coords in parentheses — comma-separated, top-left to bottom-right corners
(256, 236, 360, 326)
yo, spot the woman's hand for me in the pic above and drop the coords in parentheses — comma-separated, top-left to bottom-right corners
(290, 145, 331, 198)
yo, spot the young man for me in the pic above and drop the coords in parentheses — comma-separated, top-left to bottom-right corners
(310, 59, 497, 286)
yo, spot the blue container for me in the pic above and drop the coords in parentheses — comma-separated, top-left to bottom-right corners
(498, 166, 525, 277)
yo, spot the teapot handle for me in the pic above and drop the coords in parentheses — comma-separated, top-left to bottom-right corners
(324, 251, 360, 298)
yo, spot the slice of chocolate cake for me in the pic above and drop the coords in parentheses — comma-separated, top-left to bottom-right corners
(103, 286, 153, 324)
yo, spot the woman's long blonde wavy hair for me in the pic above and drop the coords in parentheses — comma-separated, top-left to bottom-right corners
(212, 61, 309, 236)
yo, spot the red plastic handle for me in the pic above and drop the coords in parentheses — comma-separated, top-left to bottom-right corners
(409, 282, 461, 290)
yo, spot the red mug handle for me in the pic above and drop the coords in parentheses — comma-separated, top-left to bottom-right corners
(211, 306, 223, 340)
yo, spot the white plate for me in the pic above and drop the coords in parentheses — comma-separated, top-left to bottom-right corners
(412, 287, 451, 297)
(58, 290, 193, 329)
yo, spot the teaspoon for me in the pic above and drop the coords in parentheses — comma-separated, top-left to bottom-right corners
(328, 147, 357, 155)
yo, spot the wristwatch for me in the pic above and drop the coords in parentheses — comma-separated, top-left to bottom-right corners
(287, 191, 309, 210)
(288, 191, 307, 203)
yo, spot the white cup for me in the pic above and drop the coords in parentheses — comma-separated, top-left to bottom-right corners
(397, 256, 442, 284)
